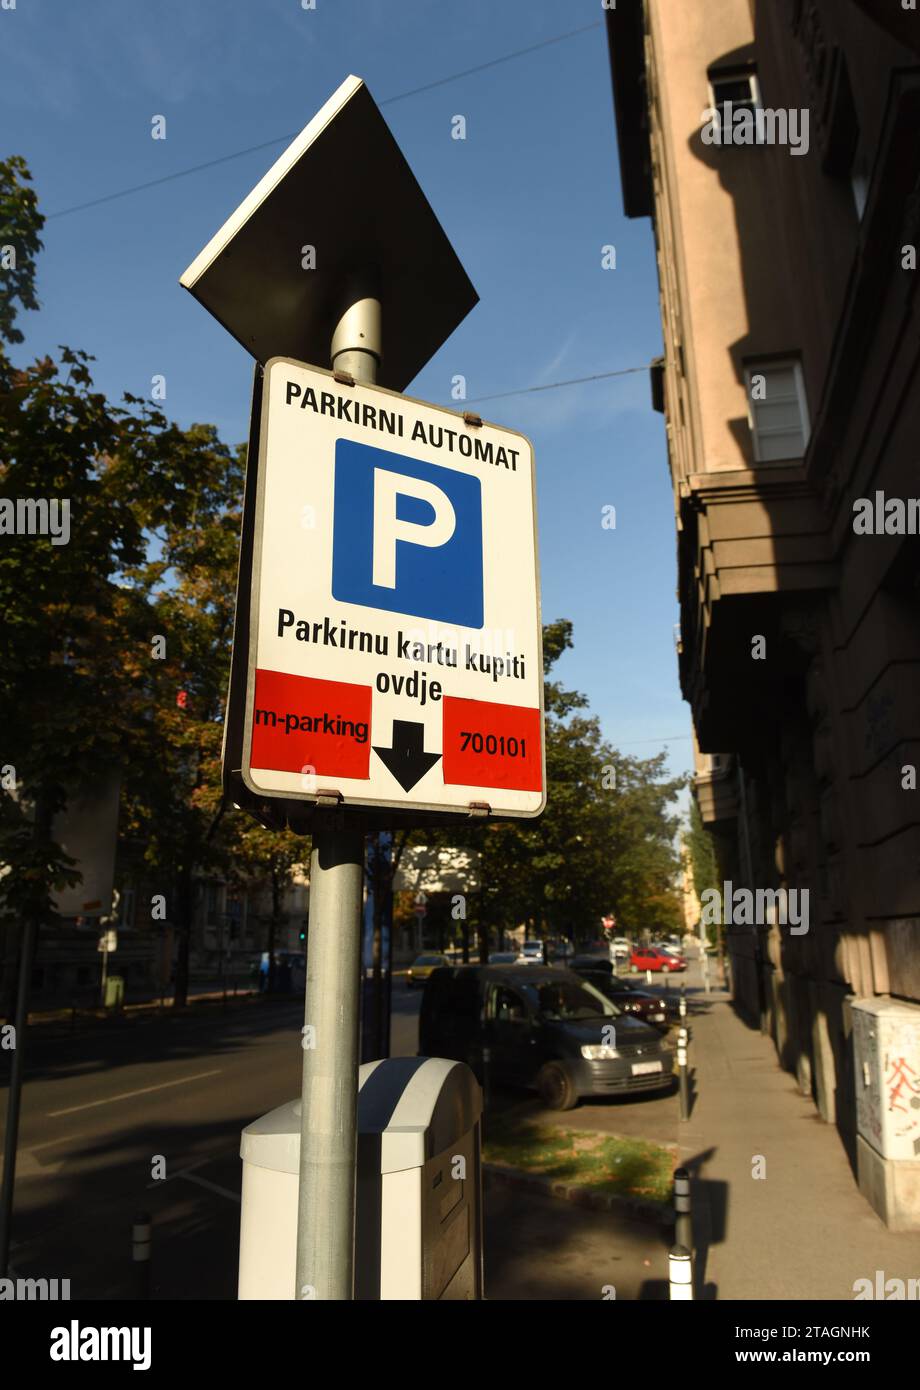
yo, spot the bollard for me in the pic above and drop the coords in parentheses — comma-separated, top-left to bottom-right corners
(646, 969, 652, 985)
(132, 1212, 152, 1300)
(669, 1244, 693, 1300)
(679, 986, 687, 1023)
(674, 1166, 692, 1253)
(677, 1026, 690, 1121)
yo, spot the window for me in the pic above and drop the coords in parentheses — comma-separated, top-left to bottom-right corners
(522, 978, 617, 1022)
(744, 359, 810, 462)
(488, 985, 527, 1024)
(709, 67, 762, 137)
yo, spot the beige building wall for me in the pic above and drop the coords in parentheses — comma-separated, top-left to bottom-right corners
(607, 0, 920, 1227)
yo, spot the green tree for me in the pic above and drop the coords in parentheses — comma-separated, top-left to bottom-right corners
(685, 798, 718, 897)
(231, 822, 306, 991)
(0, 156, 320, 1018)
(418, 620, 683, 955)
(0, 156, 42, 345)
(116, 431, 247, 1008)
(685, 796, 720, 945)
(0, 158, 178, 995)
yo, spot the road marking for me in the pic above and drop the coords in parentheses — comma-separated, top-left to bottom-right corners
(146, 1158, 241, 1204)
(27, 1133, 83, 1151)
(3, 1134, 84, 1178)
(47, 1069, 222, 1117)
(179, 1170, 241, 1204)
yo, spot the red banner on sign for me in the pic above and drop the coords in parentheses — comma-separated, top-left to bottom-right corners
(250, 669, 372, 779)
(442, 697, 542, 792)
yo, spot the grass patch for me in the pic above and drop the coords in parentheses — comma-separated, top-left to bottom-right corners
(483, 1112, 675, 1205)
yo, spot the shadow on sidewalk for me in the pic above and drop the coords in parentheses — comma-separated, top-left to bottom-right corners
(680, 1147, 728, 1301)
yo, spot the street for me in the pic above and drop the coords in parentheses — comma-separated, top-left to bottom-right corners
(5, 959, 919, 1301)
(1, 998, 307, 1298)
(0, 968, 683, 1300)
(0, 975, 446, 1298)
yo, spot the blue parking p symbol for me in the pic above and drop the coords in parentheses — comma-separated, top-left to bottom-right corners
(331, 440, 484, 628)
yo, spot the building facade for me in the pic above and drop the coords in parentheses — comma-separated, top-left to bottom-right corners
(607, 0, 920, 1226)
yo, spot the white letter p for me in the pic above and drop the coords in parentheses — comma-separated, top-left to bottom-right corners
(372, 468, 456, 589)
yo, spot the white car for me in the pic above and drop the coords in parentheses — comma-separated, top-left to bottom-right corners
(609, 937, 631, 960)
(517, 939, 545, 964)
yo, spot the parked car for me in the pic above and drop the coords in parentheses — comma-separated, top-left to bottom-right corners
(419, 964, 674, 1110)
(610, 937, 631, 960)
(516, 939, 545, 964)
(651, 937, 682, 954)
(547, 938, 574, 961)
(630, 946, 686, 974)
(406, 953, 449, 988)
(569, 960, 679, 1031)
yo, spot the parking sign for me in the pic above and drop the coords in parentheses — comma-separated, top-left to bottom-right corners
(239, 358, 545, 819)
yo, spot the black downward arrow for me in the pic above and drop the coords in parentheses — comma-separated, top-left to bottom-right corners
(373, 721, 441, 793)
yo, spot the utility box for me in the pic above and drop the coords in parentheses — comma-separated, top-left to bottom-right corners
(238, 1056, 483, 1300)
(851, 996, 920, 1230)
(104, 975, 124, 1009)
(852, 997, 920, 1160)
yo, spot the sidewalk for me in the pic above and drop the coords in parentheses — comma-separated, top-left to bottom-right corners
(682, 987, 920, 1300)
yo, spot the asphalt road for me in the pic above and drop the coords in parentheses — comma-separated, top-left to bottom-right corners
(0, 968, 691, 1300)
(0, 981, 428, 1299)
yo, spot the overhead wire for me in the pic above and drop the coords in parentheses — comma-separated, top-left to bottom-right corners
(46, 21, 603, 220)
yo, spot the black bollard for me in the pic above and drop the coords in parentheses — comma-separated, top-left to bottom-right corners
(674, 1166, 692, 1252)
(677, 1027, 690, 1121)
(132, 1212, 151, 1299)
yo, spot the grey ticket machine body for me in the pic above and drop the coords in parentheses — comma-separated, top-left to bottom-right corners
(238, 1056, 483, 1299)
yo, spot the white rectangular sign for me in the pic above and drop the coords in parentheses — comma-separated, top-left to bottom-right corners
(241, 359, 545, 818)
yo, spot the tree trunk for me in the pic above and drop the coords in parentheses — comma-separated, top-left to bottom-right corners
(267, 861, 281, 993)
(0, 925, 17, 1022)
(477, 918, 490, 965)
(172, 867, 194, 1009)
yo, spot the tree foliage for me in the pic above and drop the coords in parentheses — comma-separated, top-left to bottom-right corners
(685, 798, 719, 898)
(0, 155, 686, 1002)
(0, 156, 43, 345)
(418, 619, 684, 948)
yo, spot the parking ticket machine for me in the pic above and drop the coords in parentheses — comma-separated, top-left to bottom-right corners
(238, 1055, 483, 1299)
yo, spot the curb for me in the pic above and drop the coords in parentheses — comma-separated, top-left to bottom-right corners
(483, 1161, 674, 1226)
(9, 988, 267, 1038)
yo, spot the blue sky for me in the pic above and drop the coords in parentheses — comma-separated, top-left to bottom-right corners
(3, 0, 693, 796)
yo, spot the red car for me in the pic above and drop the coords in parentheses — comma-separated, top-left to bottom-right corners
(630, 946, 686, 974)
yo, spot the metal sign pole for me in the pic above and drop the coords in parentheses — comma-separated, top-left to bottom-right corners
(295, 282, 381, 1301)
